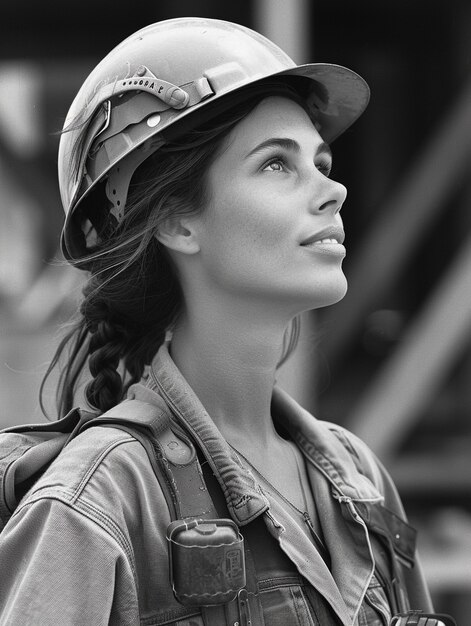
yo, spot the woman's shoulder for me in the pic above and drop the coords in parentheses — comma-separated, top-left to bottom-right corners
(34, 425, 143, 489)
(18, 424, 169, 528)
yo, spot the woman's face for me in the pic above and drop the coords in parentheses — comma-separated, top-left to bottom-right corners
(192, 95, 348, 316)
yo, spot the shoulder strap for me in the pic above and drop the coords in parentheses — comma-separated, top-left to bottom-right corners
(95, 400, 266, 625)
(82, 398, 218, 520)
(91, 400, 263, 624)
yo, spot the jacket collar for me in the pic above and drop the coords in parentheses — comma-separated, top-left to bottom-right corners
(141, 344, 269, 525)
(272, 386, 383, 504)
(134, 344, 382, 524)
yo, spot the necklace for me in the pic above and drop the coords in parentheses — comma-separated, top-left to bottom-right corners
(230, 443, 330, 564)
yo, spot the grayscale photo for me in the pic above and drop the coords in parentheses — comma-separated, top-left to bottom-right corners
(0, 1, 469, 624)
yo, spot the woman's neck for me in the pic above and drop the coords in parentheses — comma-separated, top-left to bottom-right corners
(169, 309, 289, 448)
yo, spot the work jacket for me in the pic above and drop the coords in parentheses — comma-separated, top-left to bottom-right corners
(0, 344, 433, 625)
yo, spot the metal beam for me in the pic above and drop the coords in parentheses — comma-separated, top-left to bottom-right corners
(253, 0, 311, 63)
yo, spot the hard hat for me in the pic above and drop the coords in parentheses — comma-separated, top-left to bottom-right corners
(59, 17, 370, 262)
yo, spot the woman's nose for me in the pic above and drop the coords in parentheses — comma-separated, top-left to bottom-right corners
(310, 178, 347, 214)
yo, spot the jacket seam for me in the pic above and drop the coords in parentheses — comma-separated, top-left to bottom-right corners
(140, 607, 201, 625)
(12, 433, 141, 581)
(296, 431, 352, 494)
(73, 496, 137, 577)
(70, 433, 136, 502)
(14, 490, 138, 585)
(289, 585, 305, 625)
(328, 426, 362, 466)
(258, 575, 301, 588)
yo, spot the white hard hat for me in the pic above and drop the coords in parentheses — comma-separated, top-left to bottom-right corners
(59, 17, 369, 262)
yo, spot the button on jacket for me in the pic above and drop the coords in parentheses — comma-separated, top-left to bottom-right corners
(0, 345, 433, 625)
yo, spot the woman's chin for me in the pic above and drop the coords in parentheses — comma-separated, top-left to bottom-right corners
(304, 276, 348, 311)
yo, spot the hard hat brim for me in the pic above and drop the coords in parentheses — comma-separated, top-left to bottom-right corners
(60, 62, 369, 263)
(273, 62, 370, 142)
(159, 62, 370, 145)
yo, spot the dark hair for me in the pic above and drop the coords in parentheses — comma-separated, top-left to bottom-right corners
(42, 88, 307, 418)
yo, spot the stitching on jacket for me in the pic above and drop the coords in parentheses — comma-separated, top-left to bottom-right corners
(73, 496, 137, 576)
(14, 433, 146, 587)
(71, 432, 136, 501)
(13, 491, 139, 588)
(296, 431, 349, 491)
(140, 607, 201, 625)
(328, 426, 362, 465)
(258, 575, 301, 590)
(289, 585, 305, 625)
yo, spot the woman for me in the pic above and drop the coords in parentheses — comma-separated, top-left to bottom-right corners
(0, 17, 434, 626)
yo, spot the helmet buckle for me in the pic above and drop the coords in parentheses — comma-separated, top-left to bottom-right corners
(119, 66, 190, 110)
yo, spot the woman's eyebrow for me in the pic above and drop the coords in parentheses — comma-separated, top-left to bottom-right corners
(245, 137, 332, 159)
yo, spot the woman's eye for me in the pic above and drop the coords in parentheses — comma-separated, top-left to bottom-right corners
(263, 158, 286, 172)
(316, 159, 332, 177)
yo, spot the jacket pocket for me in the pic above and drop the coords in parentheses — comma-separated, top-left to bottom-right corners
(259, 583, 317, 626)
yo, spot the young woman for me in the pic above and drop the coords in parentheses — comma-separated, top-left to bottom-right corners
(0, 17, 434, 626)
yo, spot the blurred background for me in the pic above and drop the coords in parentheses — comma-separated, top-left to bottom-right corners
(1, 0, 470, 619)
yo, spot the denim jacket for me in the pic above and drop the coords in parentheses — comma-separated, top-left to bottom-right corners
(0, 345, 433, 625)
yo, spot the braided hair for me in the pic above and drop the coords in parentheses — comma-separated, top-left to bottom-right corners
(42, 89, 304, 417)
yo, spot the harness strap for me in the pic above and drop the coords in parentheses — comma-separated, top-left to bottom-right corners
(83, 399, 218, 520)
(164, 451, 217, 519)
(85, 398, 264, 624)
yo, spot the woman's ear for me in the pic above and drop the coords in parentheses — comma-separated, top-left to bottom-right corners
(154, 216, 201, 255)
